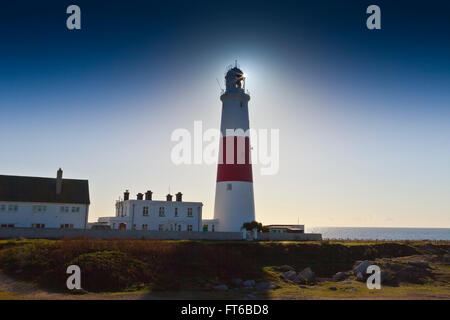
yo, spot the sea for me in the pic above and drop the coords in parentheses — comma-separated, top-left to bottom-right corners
(305, 227, 450, 241)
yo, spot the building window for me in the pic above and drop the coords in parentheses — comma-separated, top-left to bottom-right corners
(159, 207, 165, 217)
(178, 225, 181, 231)
(212, 225, 215, 232)
(8, 205, 18, 212)
(32, 223, 45, 228)
(174, 208, 178, 217)
(61, 206, 69, 213)
(34, 205, 47, 213)
(1, 224, 14, 228)
(187, 208, 193, 217)
(71, 207, 80, 213)
(143, 206, 149, 216)
(203, 224, 208, 232)
(226, 183, 232, 191)
(158, 224, 164, 231)
(60, 224, 74, 229)
(0, 205, 5, 211)
(187, 225, 193, 232)
(142, 224, 148, 231)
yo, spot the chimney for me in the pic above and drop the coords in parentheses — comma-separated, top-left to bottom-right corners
(176, 192, 183, 202)
(166, 194, 173, 202)
(124, 190, 130, 201)
(56, 168, 63, 195)
(145, 190, 153, 200)
(137, 193, 144, 200)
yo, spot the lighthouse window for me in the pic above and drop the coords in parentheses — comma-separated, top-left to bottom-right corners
(143, 206, 149, 216)
(227, 183, 232, 191)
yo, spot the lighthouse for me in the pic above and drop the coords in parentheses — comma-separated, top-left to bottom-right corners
(213, 64, 255, 231)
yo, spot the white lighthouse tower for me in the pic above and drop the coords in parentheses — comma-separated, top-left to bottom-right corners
(213, 64, 255, 232)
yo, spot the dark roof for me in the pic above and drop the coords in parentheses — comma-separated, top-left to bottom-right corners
(0, 175, 90, 205)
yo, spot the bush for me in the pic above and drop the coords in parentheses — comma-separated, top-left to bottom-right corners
(67, 250, 151, 291)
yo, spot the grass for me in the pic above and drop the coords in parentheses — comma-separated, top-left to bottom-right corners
(0, 238, 448, 296)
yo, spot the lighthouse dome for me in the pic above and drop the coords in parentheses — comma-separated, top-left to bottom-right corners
(225, 67, 245, 92)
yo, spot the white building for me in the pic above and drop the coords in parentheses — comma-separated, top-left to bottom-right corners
(0, 169, 90, 229)
(98, 190, 213, 232)
(265, 225, 305, 234)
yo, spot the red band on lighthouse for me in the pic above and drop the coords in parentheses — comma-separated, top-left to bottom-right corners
(216, 136, 253, 183)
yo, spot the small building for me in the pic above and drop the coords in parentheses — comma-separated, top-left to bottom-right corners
(98, 190, 204, 231)
(202, 218, 219, 232)
(0, 169, 90, 229)
(265, 224, 305, 234)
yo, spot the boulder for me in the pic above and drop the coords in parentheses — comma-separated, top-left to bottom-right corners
(213, 284, 228, 291)
(380, 271, 397, 286)
(243, 280, 256, 288)
(232, 278, 244, 287)
(255, 281, 276, 290)
(294, 267, 315, 284)
(356, 272, 365, 282)
(332, 271, 349, 282)
(329, 286, 337, 291)
(281, 270, 297, 281)
(353, 260, 371, 276)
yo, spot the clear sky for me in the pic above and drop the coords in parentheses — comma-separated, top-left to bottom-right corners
(1, 0, 449, 227)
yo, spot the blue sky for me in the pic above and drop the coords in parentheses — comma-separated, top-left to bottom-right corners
(1, 0, 449, 227)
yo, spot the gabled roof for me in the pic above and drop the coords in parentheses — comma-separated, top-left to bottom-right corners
(0, 175, 90, 205)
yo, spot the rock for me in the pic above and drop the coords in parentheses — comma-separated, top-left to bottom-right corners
(353, 260, 371, 276)
(329, 286, 337, 291)
(294, 267, 315, 284)
(380, 271, 397, 286)
(279, 265, 295, 272)
(281, 270, 297, 281)
(213, 284, 228, 291)
(356, 272, 365, 282)
(232, 278, 243, 287)
(442, 254, 450, 263)
(350, 287, 357, 292)
(243, 280, 255, 288)
(247, 294, 257, 299)
(255, 281, 277, 290)
(395, 265, 429, 284)
(332, 271, 349, 282)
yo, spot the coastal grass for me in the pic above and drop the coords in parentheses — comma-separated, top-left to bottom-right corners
(0, 238, 448, 293)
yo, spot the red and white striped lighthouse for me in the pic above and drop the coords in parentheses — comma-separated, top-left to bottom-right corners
(213, 65, 255, 231)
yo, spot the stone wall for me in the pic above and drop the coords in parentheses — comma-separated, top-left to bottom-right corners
(0, 228, 243, 240)
(0, 228, 322, 241)
(258, 232, 322, 241)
